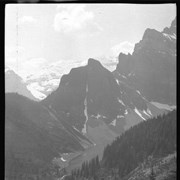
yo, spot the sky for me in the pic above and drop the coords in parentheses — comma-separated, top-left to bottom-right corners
(5, 3, 176, 78)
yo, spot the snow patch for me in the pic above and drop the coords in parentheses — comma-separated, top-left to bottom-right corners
(117, 115, 124, 118)
(41, 79, 60, 86)
(163, 33, 176, 40)
(60, 157, 66, 162)
(95, 114, 101, 119)
(116, 79, 120, 85)
(110, 119, 117, 126)
(27, 85, 46, 100)
(147, 108, 152, 116)
(124, 109, 128, 115)
(136, 90, 141, 95)
(118, 72, 127, 79)
(151, 102, 176, 111)
(134, 108, 146, 121)
(82, 84, 89, 134)
(73, 126, 80, 132)
(46, 88, 53, 92)
(118, 98, 125, 106)
(28, 82, 45, 91)
(143, 110, 151, 118)
(142, 96, 148, 101)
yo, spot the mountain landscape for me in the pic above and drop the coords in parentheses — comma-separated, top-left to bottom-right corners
(5, 11, 176, 180)
(114, 18, 176, 105)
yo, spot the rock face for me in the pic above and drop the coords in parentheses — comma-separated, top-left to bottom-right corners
(5, 93, 92, 177)
(41, 19, 176, 160)
(42, 57, 157, 143)
(115, 18, 176, 105)
(5, 68, 38, 101)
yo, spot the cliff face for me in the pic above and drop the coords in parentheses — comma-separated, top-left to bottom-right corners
(42, 56, 160, 144)
(115, 18, 176, 105)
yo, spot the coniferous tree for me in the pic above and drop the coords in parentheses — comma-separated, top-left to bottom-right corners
(149, 166, 156, 180)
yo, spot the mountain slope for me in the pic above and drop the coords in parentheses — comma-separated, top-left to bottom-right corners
(114, 18, 176, 105)
(42, 58, 154, 141)
(68, 110, 176, 180)
(5, 93, 92, 179)
(102, 110, 176, 177)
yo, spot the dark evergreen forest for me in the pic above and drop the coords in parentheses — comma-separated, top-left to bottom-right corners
(67, 110, 176, 180)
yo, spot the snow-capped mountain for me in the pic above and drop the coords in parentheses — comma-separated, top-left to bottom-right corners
(5, 67, 38, 101)
(25, 65, 62, 97)
(24, 60, 89, 99)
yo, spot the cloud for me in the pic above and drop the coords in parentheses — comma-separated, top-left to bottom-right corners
(50, 59, 88, 75)
(22, 58, 47, 69)
(18, 16, 37, 24)
(5, 55, 48, 79)
(111, 41, 135, 56)
(53, 4, 101, 34)
(19, 58, 48, 76)
(5, 46, 26, 74)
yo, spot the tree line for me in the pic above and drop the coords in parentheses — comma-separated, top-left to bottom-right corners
(66, 110, 176, 180)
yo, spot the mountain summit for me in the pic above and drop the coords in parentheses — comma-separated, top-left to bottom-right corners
(115, 18, 176, 105)
(163, 17, 176, 35)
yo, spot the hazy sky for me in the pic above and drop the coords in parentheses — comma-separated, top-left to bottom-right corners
(5, 4, 176, 78)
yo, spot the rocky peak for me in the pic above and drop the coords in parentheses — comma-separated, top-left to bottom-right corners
(118, 52, 132, 60)
(116, 53, 133, 75)
(142, 28, 163, 41)
(162, 17, 176, 35)
(87, 58, 103, 69)
(115, 18, 176, 105)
